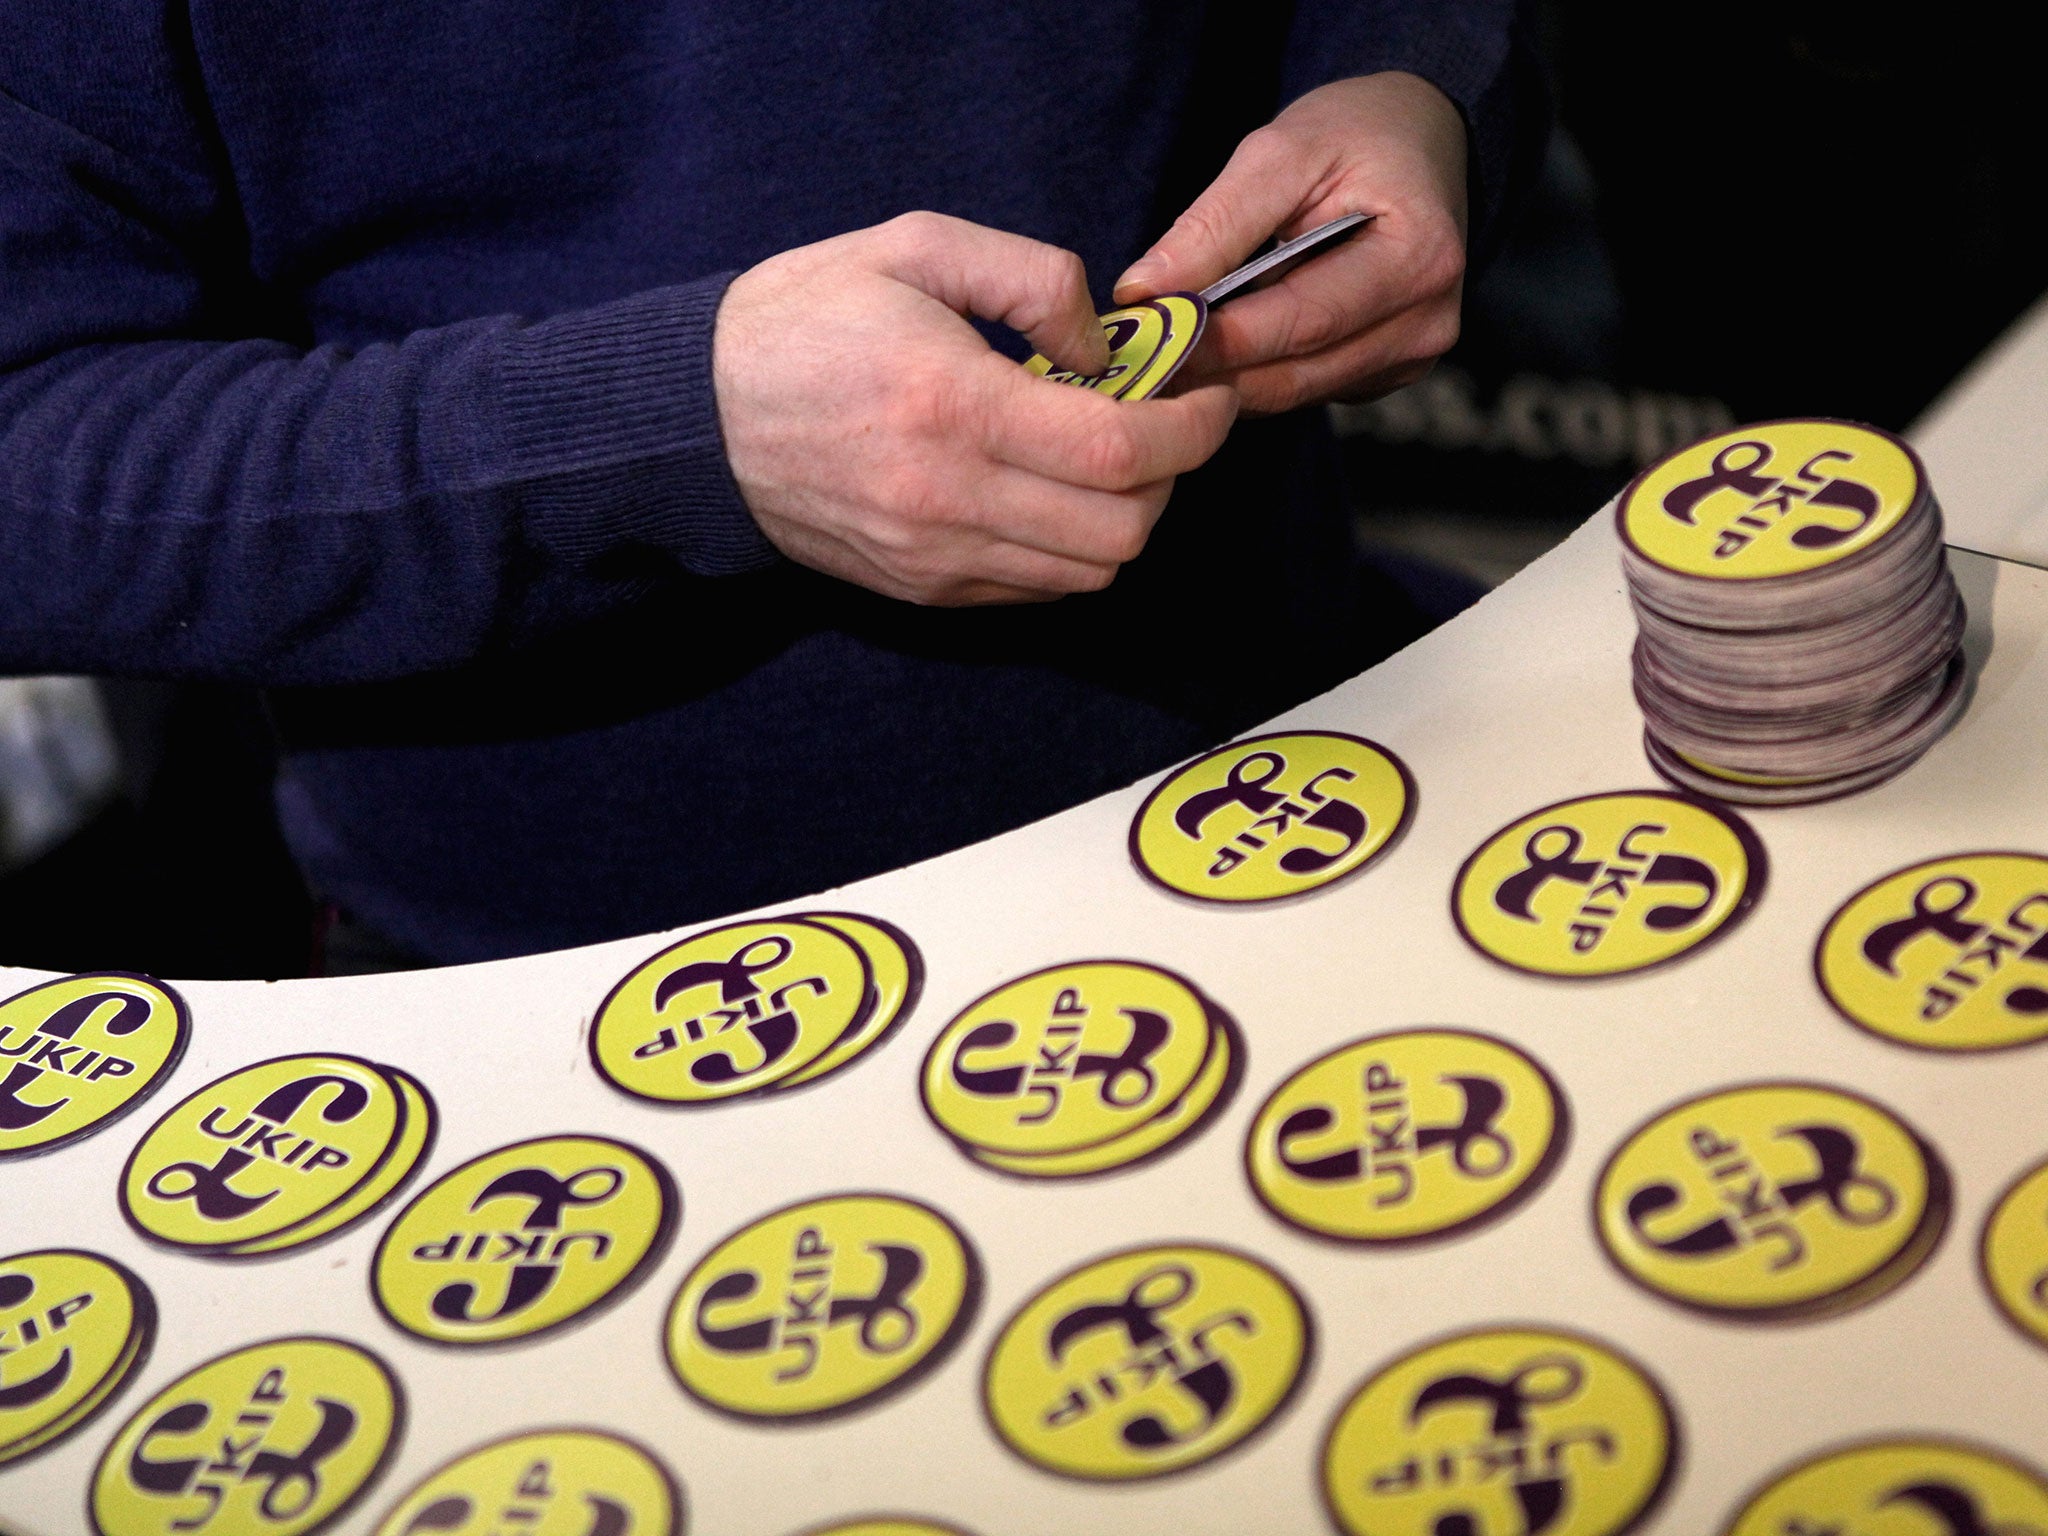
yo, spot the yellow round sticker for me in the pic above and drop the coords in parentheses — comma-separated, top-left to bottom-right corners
(1618, 419, 1922, 580)
(1130, 732, 1414, 904)
(1723, 1438, 2048, 1536)
(121, 1054, 417, 1255)
(590, 918, 874, 1105)
(1816, 852, 2048, 1052)
(1023, 294, 1205, 403)
(968, 1007, 1240, 1181)
(1594, 1082, 1945, 1320)
(922, 960, 1217, 1161)
(1247, 1029, 1568, 1244)
(983, 1243, 1309, 1482)
(1982, 1155, 2048, 1353)
(779, 912, 925, 1091)
(1117, 294, 1206, 402)
(370, 1427, 681, 1536)
(1452, 790, 1765, 978)
(666, 1193, 978, 1421)
(1322, 1325, 1675, 1536)
(90, 1335, 403, 1536)
(0, 973, 189, 1161)
(0, 1249, 156, 1467)
(373, 1134, 678, 1347)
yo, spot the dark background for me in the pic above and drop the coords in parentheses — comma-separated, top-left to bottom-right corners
(1349, 0, 2041, 585)
(3, 2, 2038, 979)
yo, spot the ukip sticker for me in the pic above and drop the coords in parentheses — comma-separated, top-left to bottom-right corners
(982, 1243, 1310, 1482)
(1321, 1325, 1676, 1536)
(1982, 1155, 2048, 1353)
(369, 1427, 682, 1536)
(665, 1193, 979, 1422)
(1452, 790, 1765, 979)
(921, 960, 1231, 1177)
(1722, 1438, 2048, 1536)
(1246, 1029, 1567, 1245)
(590, 917, 875, 1105)
(90, 1335, 403, 1536)
(0, 1249, 156, 1467)
(373, 1134, 678, 1347)
(1594, 1081, 1945, 1321)
(121, 1054, 428, 1257)
(0, 973, 188, 1161)
(777, 912, 925, 1091)
(1816, 851, 2048, 1051)
(1023, 295, 1205, 403)
(1618, 418, 1922, 580)
(1130, 731, 1414, 904)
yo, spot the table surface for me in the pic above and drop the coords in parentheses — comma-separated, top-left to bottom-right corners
(1913, 285, 2048, 571)
(7, 465, 2048, 1533)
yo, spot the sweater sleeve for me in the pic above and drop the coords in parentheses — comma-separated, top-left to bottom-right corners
(0, 59, 775, 689)
(1278, 0, 1550, 270)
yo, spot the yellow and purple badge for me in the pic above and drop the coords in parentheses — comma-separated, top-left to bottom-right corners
(1023, 213, 1371, 402)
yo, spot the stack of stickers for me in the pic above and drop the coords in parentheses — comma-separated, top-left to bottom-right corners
(119, 1052, 436, 1257)
(589, 911, 923, 1106)
(1616, 418, 1969, 804)
(920, 960, 1241, 1179)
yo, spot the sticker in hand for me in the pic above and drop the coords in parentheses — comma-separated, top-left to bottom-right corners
(922, 959, 1238, 1179)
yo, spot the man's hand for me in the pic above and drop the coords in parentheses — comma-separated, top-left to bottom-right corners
(713, 211, 1239, 606)
(1113, 72, 1468, 417)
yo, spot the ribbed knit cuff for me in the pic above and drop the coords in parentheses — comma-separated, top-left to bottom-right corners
(495, 272, 778, 577)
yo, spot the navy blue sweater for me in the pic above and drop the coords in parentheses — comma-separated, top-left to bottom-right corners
(0, 2, 1538, 962)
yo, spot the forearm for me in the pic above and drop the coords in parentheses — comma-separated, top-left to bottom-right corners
(0, 278, 774, 687)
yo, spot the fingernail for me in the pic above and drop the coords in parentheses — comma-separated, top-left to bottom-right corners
(1113, 261, 1157, 301)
